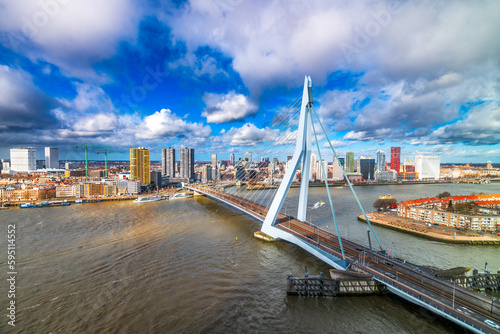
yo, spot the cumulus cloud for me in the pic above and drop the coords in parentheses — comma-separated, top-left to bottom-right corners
(0, 0, 143, 80)
(217, 123, 274, 147)
(137, 108, 211, 140)
(168, 0, 500, 92)
(416, 102, 500, 146)
(202, 91, 258, 123)
(317, 89, 359, 123)
(167, 0, 500, 152)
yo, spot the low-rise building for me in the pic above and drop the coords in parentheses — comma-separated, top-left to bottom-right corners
(0, 187, 40, 201)
(398, 194, 500, 231)
(56, 185, 76, 198)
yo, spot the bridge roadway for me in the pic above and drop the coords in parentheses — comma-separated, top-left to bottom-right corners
(186, 185, 500, 333)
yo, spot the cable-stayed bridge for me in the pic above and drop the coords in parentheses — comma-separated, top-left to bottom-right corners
(185, 77, 499, 333)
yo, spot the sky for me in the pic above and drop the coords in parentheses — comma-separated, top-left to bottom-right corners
(0, 0, 499, 163)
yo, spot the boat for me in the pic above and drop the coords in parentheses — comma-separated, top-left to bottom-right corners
(134, 195, 163, 203)
(20, 200, 71, 208)
(74, 199, 84, 204)
(48, 200, 71, 206)
(169, 193, 192, 200)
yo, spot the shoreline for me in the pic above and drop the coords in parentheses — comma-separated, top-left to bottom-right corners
(358, 212, 500, 245)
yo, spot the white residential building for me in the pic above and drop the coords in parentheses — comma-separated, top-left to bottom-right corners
(415, 155, 440, 180)
(10, 147, 36, 172)
(45, 147, 59, 169)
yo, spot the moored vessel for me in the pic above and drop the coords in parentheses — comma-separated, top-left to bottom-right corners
(134, 195, 163, 203)
(169, 193, 192, 200)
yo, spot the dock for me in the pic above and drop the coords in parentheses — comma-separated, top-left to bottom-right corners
(287, 269, 387, 297)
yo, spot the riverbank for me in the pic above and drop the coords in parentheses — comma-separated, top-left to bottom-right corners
(2, 189, 182, 208)
(358, 212, 500, 245)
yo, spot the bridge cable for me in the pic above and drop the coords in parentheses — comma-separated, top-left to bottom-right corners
(232, 103, 301, 203)
(309, 108, 345, 257)
(311, 106, 384, 251)
(236, 115, 299, 203)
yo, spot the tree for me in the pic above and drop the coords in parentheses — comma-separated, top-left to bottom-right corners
(437, 191, 451, 199)
(373, 198, 397, 211)
(447, 200, 454, 212)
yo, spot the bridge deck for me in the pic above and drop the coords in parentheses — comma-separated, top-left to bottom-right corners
(186, 185, 500, 333)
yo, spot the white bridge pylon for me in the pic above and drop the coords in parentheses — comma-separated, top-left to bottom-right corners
(261, 76, 348, 270)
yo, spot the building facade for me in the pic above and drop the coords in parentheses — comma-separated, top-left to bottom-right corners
(345, 152, 355, 173)
(130, 148, 151, 184)
(415, 155, 440, 180)
(45, 147, 59, 169)
(390, 147, 401, 172)
(10, 147, 36, 172)
(180, 148, 195, 180)
(316, 160, 329, 181)
(162, 147, 175, 177)
(376, 151, 385, 172)
(359, 158, 375, 181)
(375, 170, 397, 182)
(202, 164, 213, 183)
(397, 194, 500, 231)
(332, 156, 345, 180)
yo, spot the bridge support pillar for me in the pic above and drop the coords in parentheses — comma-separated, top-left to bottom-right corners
(262, 76, 313, 233)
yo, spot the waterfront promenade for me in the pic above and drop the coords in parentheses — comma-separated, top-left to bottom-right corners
(359, 212, 500, 245)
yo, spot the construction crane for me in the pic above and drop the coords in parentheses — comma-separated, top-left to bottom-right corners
(75, 145, 110, 177)
(96, 149, 124, 177)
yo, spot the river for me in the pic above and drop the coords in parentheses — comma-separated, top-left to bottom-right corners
(1, 182, 499, 333)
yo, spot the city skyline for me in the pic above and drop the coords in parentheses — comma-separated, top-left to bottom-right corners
(0, 1, 499, 163)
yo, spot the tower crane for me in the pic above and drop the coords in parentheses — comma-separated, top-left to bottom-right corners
(96, 149, 124, 177)
(75, 145, 110, 177)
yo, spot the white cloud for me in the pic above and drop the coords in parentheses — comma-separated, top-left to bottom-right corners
(58, 83, 115, 113)
(317, 90, 359, 123)
(73, 113, 118, 132)
(137, 108, 211, 140)
(202, 91, 258, 123)
(216, 123, 275, 147)
(417, 102, 500, 146)
(0, 0, 143, 80)
(169, 0, 500, 94)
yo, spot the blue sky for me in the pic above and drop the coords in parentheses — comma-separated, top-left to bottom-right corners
(0, 0, 499, 163)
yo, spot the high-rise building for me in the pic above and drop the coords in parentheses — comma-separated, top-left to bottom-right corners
(130, 148, 150, 184)
(230, 153, 235, 166)
(316, 160, 329, 181)
(45, 147, 59, 169)
(212, 154, 217, 168)
(415, 155, 440, 180)
(10, 147, 36, 172)
(202, 164, 212, 183)
(245, 151, 252, 162)
(390, 147, 401, 172)
(332, 156, 345, 180)
(213, 166, 220, 181)
(376, 151, 385, 172)
(359, 158, 375, 181)
(180, 148, 195, 179)
(310, 153, 317, 180)
(162, 148, 175, 177)
(235, 165, 245, 181)
(346, 152, 355, 173)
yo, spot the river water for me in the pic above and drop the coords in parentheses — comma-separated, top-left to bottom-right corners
(1, 183, 499, 333)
